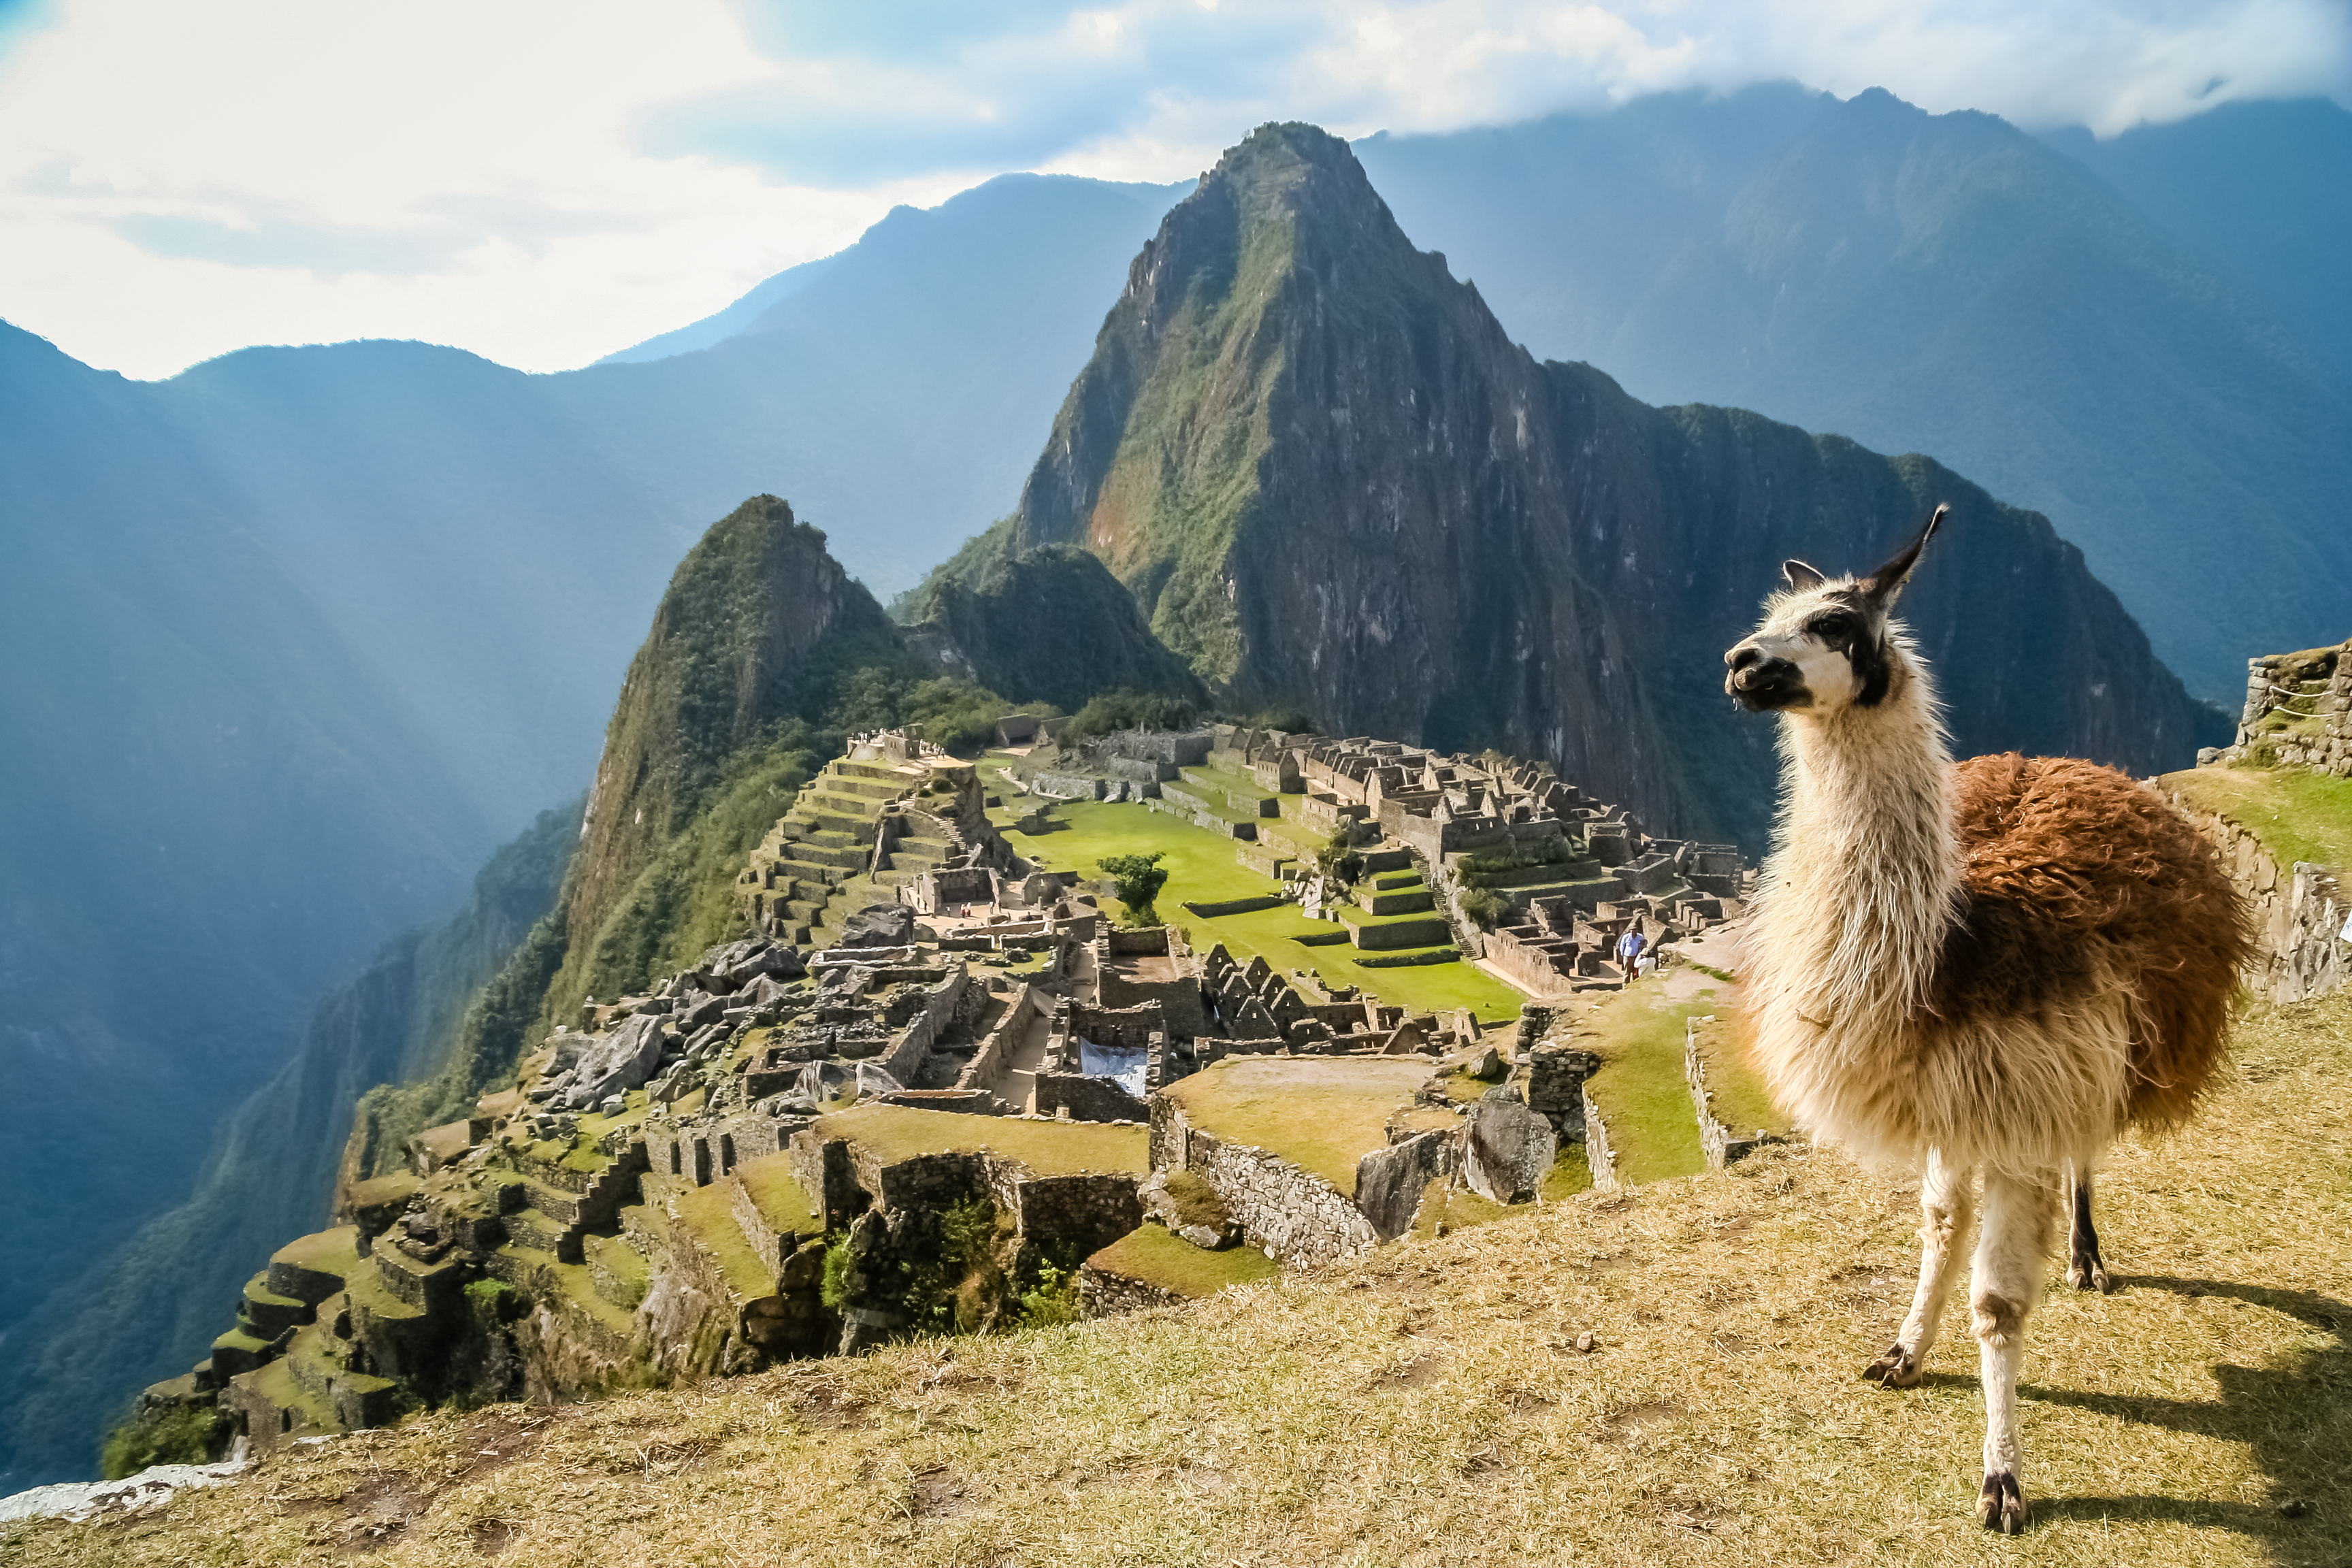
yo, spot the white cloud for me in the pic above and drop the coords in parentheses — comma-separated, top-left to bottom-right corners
(1, 0, 2343, 378)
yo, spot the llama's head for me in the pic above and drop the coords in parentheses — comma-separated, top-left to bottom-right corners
(1723, 505, 1946, 717)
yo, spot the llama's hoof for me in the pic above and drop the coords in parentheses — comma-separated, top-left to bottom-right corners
(1978, 1471, 2029, 1534)
(2068, 1255, 2112, 1294)
(1863, 1343, 1921, 1387)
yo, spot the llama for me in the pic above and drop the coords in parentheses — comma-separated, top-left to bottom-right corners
(1722, 505, 2247, 1533)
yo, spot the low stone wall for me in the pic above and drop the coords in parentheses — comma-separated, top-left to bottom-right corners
(1341, 914, 1452, 951)
(1183, 894, 1287, 917)
(1034, 1071, 1150, 1123)
(1683, 1017, 1780, 1169)
(2229, 642, 2351, 777)
(1079, 1260, 1187, 1318)
(2169, 789, 2346, 1003)
(1582, 1085, 1619, 1191)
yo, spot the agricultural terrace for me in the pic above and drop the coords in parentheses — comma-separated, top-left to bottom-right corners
(1160, 1056, 1434, 1194)
(815, 1104, 1149, 1175)
(1578, 979, 1722, 1186)
(1083, 1221, 1279, 1300)
(977, 753, 1524, 1026)
(2163, 764, 2352, 874)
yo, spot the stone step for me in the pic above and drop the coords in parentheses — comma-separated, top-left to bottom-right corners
(805, 810, 878, 840)
(1357, 886, 1434, 916)
(526, 1179, 585, 1226)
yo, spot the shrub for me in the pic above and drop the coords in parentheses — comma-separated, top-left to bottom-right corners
(100, 1402, 229, 1480)
(1098, 853, 1169, 923)
(1019, 1261, 1083, 1327)
(1313, 827, 1362, 886)
(1459, 889, 1512, 929)
(1066, 689, 1197, 740)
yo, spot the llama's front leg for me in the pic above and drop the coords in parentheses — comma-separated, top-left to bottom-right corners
(1970, 1168, 2057, 1534)
(1866, 1147, 1974, 1387)
(2064, 1164, 2110, 1293)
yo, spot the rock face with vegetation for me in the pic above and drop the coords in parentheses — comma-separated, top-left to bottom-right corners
(997, 122, 2223, 847)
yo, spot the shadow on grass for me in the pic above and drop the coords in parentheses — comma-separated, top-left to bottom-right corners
(2020, 1277, 2347, 1558)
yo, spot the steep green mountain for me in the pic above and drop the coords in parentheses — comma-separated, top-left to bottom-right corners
(0, 172, 1183, 1488)
(1354, 84, 2352, 702)
(0, 804, 574, 1489)
(1002, 122, 2221, 849)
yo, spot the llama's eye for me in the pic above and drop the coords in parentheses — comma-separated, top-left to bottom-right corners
(1812, 613, 1854, 638)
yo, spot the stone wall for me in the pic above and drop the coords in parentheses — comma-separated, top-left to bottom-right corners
(2228, 641, 2351, 777)
(1152, 1098, 1378, 1267)
(1079, 1259, 1186, 1318)
(1582, 1085, 1619, 1191)
(1683, 1017, 1780, 1169)
(1034, 1071, 1150, 1123)
(1011, 1173, 1145, 1262)
(2168, 789, 2345, 1003)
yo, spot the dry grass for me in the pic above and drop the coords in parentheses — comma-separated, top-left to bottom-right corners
(11, 992, 2347, 1567)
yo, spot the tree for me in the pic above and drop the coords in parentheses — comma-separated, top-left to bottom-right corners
(1096, 852, 1169, 924)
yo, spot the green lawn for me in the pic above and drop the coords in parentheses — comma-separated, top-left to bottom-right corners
(982, 766, 1522, 1025)
(1162, 1057, 1434, 1194)
(1580, 980, 1716, 1185)
(271, 1226, 359, 1280)
(815, 1104, 1149, 1175)
(2165, 763, 2352, 872)
(1085, 1222, 1278, 1298)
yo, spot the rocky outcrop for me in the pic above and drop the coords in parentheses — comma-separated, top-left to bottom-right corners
(1001, 122, 2224, 848)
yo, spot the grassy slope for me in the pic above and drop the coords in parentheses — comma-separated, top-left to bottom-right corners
(1688, 1013, 1791, 1142)
(2163, 764, 2352, 872)
(24, 990, 2346, 1566)
(1581, 982, 1716, 1185)
(983, 764, 1522, 1024)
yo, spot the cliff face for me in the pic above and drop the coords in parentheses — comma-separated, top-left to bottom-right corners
(1010, 123, 2223, 847)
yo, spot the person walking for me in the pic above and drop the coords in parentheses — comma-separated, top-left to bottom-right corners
(1615, 922, 1646, 981)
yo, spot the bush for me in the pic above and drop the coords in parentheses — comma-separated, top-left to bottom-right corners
(1459, 888, 1512, 930)
(100, 1401, 229, 1480)
(1019, 1261, 1082, 1327)
(1313, 827, 1362, 886)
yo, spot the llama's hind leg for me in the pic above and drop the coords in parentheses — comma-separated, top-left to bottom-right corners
(1971, 1168, 2057, 1534)
(2065, 1165, 2110, 1293)
(1866, 1147, 1974, 1388)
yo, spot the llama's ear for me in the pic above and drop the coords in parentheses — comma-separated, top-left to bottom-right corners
(1782, 559, 1826, 591)
(1861, 504, 1948, 606)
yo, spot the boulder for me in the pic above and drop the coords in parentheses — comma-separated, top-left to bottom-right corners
(794, 1060, 853, 1105)
(557, 1013, 668, 1110)
(1463, 1094, 1556, 1205)
(1355, 1129, 1454, 1239)
(838, 902, 915, 949)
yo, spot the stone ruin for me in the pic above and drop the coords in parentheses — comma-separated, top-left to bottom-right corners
(137, 721, 1755, 1456)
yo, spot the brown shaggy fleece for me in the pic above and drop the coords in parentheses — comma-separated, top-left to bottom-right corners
(1935, 754, 2251, 1130)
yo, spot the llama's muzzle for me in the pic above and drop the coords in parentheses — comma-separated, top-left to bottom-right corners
(1725, 642, 1807, 711)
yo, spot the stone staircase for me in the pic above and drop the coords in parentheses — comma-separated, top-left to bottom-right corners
(738, 756, 921, 943)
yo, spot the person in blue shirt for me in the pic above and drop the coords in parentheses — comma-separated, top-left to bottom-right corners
(1615, 924, 1646, 978)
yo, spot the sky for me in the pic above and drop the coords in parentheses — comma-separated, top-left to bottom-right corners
(1, 0, 2345, 380)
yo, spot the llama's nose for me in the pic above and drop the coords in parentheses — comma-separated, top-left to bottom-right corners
(1727, 643, 1761, 672)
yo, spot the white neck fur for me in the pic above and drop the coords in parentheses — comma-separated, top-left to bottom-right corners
(1751, 635, 1958, 1033)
